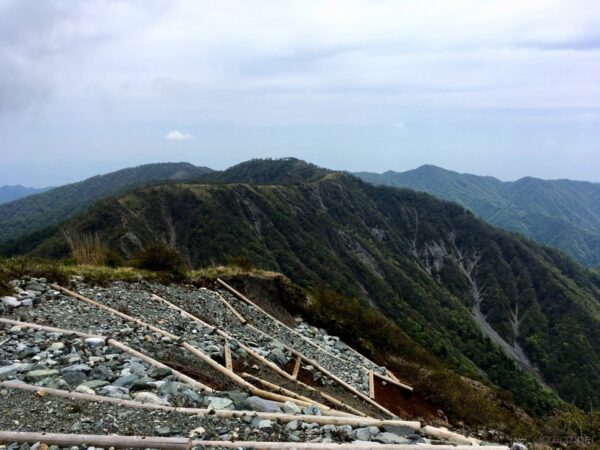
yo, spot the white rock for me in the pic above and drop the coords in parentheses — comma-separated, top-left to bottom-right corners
(189, 427, 206, 438)
(133, 391, 170, 406)
(75, 385, 96, 395)
(48, 342, 65, 352)
(84, 337, 105, 347)
(206, 396, 235, 410)
(282, 400, 301, 415)
(2, 297, 21, 308)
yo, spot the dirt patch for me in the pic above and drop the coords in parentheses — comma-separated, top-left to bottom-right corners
(373, 376, 438, 421)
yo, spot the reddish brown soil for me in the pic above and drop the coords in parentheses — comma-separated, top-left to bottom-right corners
(373, 375, 439, 421)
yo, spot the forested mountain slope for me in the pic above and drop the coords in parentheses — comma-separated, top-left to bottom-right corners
(356, 165, 600, 267)
(34, 159, 600, 414)
(0, 162, 213, 244)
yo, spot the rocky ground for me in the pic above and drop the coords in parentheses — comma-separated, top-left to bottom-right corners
(217, 288, 386, 393)
(0, 275, 518, 449)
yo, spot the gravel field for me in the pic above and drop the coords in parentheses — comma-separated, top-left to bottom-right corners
(0, 275, 508, 448)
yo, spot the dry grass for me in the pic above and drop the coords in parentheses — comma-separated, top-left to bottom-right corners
(188, 263, 280, 280)
(62, 229, 108, 266)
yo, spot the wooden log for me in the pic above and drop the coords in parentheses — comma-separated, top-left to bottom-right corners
(51, 284, 179, 340)
(0, 431, 509, 450)
(422, 426, 481, 445)
(214, 291, 248, 324)
(292, 354, 302, 379)
(224, 341, 233, 371)
(151, 292, 365, 417)
(369, 370, 375, 399)
(0, 380, 422, 430)
(373, 371, 413, 393)
(0, 318, 213, 393)
(0, 317, 101, 339)
(385, 369, 402, 383)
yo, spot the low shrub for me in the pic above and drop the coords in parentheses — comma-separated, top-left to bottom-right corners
(132, 243, 187, 274)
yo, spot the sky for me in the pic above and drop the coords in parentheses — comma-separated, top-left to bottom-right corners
(1, 0, 600, 187)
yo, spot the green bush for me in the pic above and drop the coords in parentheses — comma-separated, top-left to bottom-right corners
(105, 249, 124, 268)
(0, 267, 11, 296)
(133, 243, 187, 274)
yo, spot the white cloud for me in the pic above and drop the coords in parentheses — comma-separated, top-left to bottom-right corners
(165, 130, 192, 140)
(2, 0, 600, 123)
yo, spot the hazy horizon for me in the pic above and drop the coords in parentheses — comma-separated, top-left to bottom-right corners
(2, 0, 600, 186)
(3, 158, 600, 190)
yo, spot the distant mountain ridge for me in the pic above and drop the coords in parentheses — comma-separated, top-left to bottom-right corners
(0, 185, 51, 204)
(355, 165, 600, 267)
(0, 162, 213, 246)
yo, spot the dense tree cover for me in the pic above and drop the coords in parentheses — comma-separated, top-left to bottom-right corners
(0, 162, 213, 244)
(202, 157, 328, 185)
(356, 165, 600, 267)
(30, 159, 600, 416)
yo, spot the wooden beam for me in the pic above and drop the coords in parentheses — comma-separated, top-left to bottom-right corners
(422, 426, 481, 445)
(224, 342, 233, 371)
(0, 432, 507, 450)
(369, 370, 375, 399)
(214, 291, 248, 324)
(373, 371, 413, 393)
(291, 354, 302, 379)
(0, 380, 421, 430)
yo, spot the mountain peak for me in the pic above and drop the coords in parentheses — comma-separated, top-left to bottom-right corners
(207, 157, 330, 185)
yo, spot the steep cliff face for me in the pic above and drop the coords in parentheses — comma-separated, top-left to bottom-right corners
(33, 162, 600, 414)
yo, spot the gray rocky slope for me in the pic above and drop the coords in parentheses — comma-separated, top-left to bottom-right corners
(0, 276, 523, 449)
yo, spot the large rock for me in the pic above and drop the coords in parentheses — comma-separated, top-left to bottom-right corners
(84, 337, 105, 347)
(302, 404, 321, 416)
(0, 363, 31, 378)
(246, 396, 282, 413)
(282, 400, 301, 415)
(270, 348, 288, 365)
(353, 427, 372, 441)
(2, 296, 21, 309)
(206, 396, 235, 410)
(132, 391, 170, 406)
(25, 369, 60, 382)
(61, 364, 92, 374)
(373, 432, 411, 445)
(61, 371, 87, 387)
